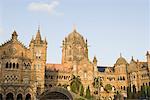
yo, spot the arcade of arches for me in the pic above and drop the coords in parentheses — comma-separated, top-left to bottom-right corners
(0, 93, 31, 100)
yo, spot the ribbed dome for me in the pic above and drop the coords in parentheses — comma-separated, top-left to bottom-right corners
(66, 29, 85, 44)
(116, 56, 127, 65)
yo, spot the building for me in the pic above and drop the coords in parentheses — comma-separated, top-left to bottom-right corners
(0, 27, 149, 100)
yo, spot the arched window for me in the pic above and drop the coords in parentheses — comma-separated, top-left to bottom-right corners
(121, 86, 122, 89)
(17, 94, 23, 100)
(6, 62, 8, 68)
(6, 93, 14, 100)
(124, 86, 126, 90)
(16, 63, 19, 69)
(123, 76, 125, 80)
(25, 94, 31, 100)
(9, 63, 12, 68)
(84, 71, 87, 78)
(13, 63, 15, 68)
(0, 62, 1, 69)
(133, 85, 136, 93)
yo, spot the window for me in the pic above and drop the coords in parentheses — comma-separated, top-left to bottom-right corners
(6, 62, 8, 68)
(84, 71, 87, 78)
(13, 63, 15, 68)
(9, 63, 12, 68)
(36, 50, 41, 59)
(0, 62, 1, 69)
(124, 86, 126, 90)
(16, 63, 19, 69)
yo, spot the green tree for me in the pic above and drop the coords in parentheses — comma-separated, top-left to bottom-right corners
(104, 84, 112, 93)
(127, 86, 133, 99)
(85, 86, 91, 99)
(141, 86, 146, 98)
(70, 75, 82, 94)
(92, 77, 103, 99)
(80, 84, 84, 96)
(147, 86, 150, 97)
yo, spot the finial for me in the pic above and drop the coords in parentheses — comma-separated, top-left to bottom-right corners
(146, 51, 149, 56)
(38, 25, 40, 32)
(120, 53, 122, 57)
(12, 30, 18, 40)
(73, 24, 77, 32)
(93, 56, 97, 63)
(132, 56, 134, 61)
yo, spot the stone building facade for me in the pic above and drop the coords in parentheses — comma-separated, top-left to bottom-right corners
(0, 28, 149, 100)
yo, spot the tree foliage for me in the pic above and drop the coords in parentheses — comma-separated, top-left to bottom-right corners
(104, 84, 112, 93)
(70, 75, 83, 94)
(80, 84, 84, 96)
(85, 86, 91, 99)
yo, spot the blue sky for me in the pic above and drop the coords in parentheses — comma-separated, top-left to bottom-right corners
(0, 0, 149, 66)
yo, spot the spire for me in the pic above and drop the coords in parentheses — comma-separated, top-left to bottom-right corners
(12, 30, 18, 40)
(31, 35, 34, 43)
(146, 51, 149, 56)
(120, 53, 122, 58)
(131, 56, 134, 61)
(93, 56, 97, 64)
(44, 37, 47, 44)
(35, 25, 42, 42)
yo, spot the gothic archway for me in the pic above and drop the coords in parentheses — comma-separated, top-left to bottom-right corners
(25, 94, 31, 100)
(17, 94, 23, 100)
(6, 93, 14, 100)
(39, 87, 73, 100)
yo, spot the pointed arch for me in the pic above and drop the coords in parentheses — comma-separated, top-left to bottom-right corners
(25, 93, 31, 100)
(6, 93, 14, 100)
(17, 94, 23, 100)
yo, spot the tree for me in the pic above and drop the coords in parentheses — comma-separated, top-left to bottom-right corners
(147, 86, 150, 97)
(104, 84, 112, 93)
(92, 77, 103, 99)
(80, 84, 84, 96)
(85, 86, 91, 99)
(127, 86, 133, 99)
(70, 75, 82, 94)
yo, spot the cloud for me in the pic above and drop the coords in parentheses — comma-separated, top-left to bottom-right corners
(27, 0, 63, 15)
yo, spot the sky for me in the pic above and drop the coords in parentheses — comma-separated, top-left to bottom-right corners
(0, 0, 149, 66)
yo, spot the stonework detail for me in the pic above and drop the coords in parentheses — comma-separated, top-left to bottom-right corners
(0, 28, 149, 99)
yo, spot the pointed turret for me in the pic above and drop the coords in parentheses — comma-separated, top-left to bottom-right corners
(130, 56, 136, 64)
(12, 30, 18, 41)
(44, 37, 47, 45)
(35, 26, 42, 42)
(93, 56, 97, 65)
(146, 51, 149, 56)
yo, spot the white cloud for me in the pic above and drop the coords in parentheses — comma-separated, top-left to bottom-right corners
(28, 0, 63, 15)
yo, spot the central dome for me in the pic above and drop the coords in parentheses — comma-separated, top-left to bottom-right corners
(115, 56, 127, 65)
(66, 29, 85, 45)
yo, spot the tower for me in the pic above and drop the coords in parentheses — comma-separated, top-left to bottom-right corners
(61, 28, 88, 65)
(93, 56, 98, 77)
(146, 51, 150, 72)
(29, 27, 47, 94)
